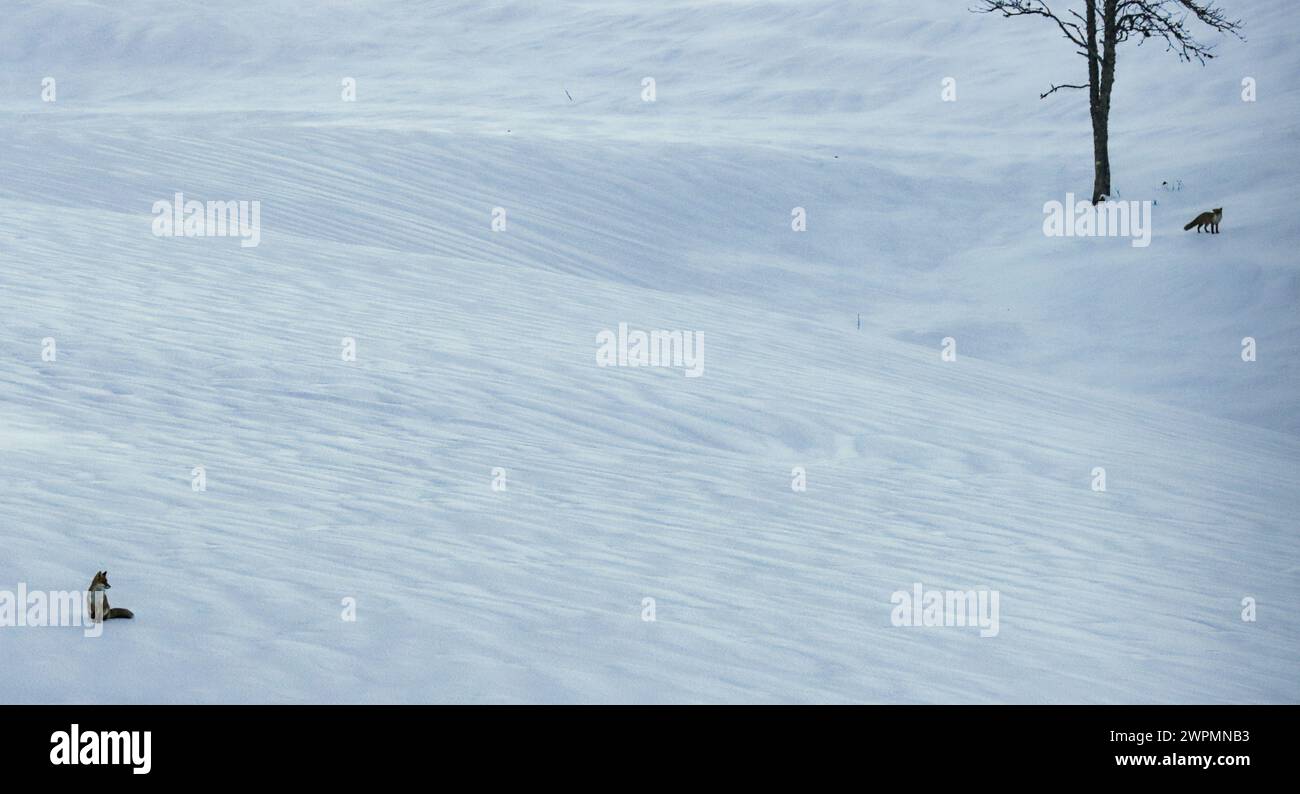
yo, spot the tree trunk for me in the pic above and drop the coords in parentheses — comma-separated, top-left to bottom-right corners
(1090, 107, 1110, 204)
(1089, 0, 1119, 204)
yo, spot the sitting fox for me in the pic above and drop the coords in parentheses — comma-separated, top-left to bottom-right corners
(1184, 208, 1222, 234)
(87, 570, 134, 621)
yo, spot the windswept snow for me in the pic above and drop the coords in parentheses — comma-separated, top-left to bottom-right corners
(0, 0, 1297, 703)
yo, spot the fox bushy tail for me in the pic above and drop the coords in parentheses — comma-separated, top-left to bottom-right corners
(105, 607, 134, 620)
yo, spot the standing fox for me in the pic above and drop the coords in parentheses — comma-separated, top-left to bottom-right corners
(1184, 208, 1223, 233)
(87, 571, 134, 621)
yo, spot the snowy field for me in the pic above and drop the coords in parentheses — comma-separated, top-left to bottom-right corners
(0, 0, 1297, 703)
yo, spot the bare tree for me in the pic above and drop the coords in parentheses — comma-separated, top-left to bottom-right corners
(974, 1, 1243, 204)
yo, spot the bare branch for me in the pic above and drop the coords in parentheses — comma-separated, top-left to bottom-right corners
(973, 1, 1087, 47)
(1115, 0, 1245, 63)
(1039, 82, 1090, 98)
(978, 1, 1244, 64)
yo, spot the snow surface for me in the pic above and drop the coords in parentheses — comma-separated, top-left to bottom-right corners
(0, 0, 1296, 703)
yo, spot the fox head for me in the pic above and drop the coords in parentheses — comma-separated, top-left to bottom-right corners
(89, 570, 112, 591)
(1214, 208, 1223, 215)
